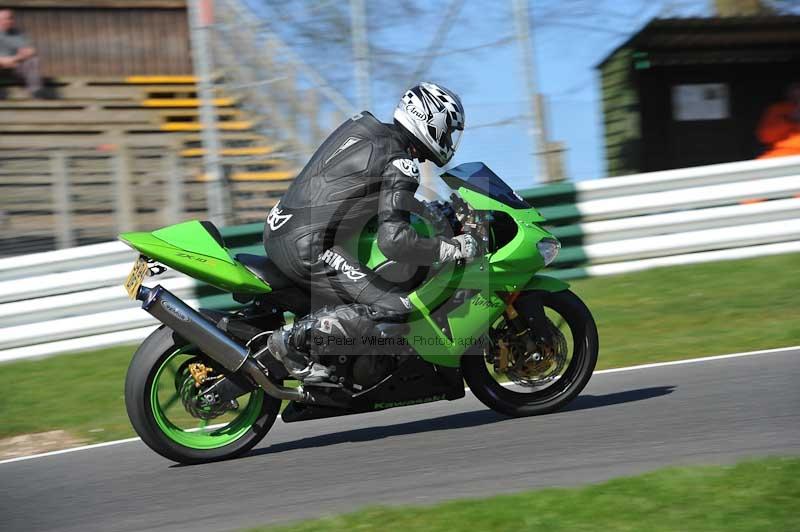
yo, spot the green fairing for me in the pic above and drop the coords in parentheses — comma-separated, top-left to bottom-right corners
(119, 221, 271, 294)
(406, 289, 505, 367)
(153, 221, 234, 264)
(399, 186, 567, 367)
(118, 165, 570, 369)
(523, 274, 570, 293)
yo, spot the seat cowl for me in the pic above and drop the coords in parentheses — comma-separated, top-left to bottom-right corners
(151, 220, 233, 264)
(235, 253, 295, 291)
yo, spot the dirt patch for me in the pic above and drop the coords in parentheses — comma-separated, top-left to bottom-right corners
(0, 430, 87, 460)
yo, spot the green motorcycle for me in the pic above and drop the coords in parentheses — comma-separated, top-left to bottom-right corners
(119, 162, 599, 464)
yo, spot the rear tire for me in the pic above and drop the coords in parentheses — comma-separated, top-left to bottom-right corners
(125, 326, 280, 464)
(463, 289, 598, 417)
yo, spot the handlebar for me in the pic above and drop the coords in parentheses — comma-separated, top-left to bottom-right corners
(424, 194, 492, 259)
(449, 193, 491, 258)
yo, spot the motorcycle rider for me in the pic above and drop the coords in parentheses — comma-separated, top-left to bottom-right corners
(264, 82, 477, 383)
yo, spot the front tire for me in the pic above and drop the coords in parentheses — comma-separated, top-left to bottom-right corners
(125, 326, 281, 464)
(463, 289, 598, 417)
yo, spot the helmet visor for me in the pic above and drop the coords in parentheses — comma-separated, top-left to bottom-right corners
(437, 128, 462, 165)
(451, 128, 463, 153)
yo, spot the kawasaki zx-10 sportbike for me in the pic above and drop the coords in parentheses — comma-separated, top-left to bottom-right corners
(119, 162, 599, 464)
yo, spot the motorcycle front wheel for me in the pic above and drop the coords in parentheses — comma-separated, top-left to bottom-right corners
(462, 289, 598, 417)
(125, 326, 281, 464)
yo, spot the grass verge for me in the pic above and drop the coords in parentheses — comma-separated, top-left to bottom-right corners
(571, 252, 799, 368)
(243, 456, 800, 532)
(0, 346, 135, 442)
(1, 253, 798, 443)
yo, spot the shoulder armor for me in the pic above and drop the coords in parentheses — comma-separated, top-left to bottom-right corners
(391, 158, 420, 181)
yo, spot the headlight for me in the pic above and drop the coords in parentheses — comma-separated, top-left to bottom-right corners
(537, 238, 561, 266)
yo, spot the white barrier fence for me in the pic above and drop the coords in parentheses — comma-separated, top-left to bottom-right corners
(574, 175, 799, 221)
(546, 154, 800, 200)
(573, 197, 800, 244)
(1, 156, 799, 363)
(583, 218, 800, 264)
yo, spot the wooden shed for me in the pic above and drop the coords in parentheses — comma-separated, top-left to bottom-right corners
(598, 16, 800, 176)
(0, 0, 191, 76)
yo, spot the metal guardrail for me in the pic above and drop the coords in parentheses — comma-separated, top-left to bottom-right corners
(1, 156, 799, 362)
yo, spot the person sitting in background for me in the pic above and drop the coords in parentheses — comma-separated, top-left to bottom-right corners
(0, 8, 44, 99)
(756, 83, 800, 159)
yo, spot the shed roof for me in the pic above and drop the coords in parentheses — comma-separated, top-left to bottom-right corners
(598, 15, 800, 68)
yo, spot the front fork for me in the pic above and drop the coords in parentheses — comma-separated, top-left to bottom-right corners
(502, 291, 554, 353)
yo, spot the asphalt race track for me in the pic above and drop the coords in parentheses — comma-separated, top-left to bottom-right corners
(2, 349, 799, 532)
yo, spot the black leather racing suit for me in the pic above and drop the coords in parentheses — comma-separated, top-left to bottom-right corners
(263, 111, 449, 361)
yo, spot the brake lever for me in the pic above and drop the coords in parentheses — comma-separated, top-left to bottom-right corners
(450, 193, 470, 223)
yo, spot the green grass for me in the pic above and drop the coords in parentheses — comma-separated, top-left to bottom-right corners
(570, 252, 800, 369)
(244, 457, 800, 532)
(0, 346, 135, 441)
(1, 253, 798, 443)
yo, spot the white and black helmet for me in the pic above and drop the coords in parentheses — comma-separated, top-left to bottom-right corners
(394, 82, 465, 167)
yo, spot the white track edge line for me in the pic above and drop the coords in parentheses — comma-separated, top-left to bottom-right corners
(591, 345, 798, 374)
(1, 344, 797, 466)
(0, 437, 142, 465)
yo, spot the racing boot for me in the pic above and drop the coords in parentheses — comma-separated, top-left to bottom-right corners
(266, 328, 331, 383)
(267, 304, 381, 384)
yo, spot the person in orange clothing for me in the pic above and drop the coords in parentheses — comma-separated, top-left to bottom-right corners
(757, 83, 800, 159)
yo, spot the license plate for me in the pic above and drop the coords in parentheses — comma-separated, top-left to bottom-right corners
(124, 256, 149, 300)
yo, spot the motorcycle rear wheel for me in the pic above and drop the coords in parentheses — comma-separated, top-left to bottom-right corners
(462, 289, 598, 417)
(125, 326, 281, 464)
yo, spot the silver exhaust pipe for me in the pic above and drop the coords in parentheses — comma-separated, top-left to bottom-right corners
(136, 285, 307, 402)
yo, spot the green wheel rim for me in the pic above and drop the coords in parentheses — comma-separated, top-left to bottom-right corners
(150, 348, 264, 450)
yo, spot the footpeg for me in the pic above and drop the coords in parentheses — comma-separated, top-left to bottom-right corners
(302, 380, 341, 389)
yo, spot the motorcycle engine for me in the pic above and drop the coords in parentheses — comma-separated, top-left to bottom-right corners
(350, 355, 394, 389)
